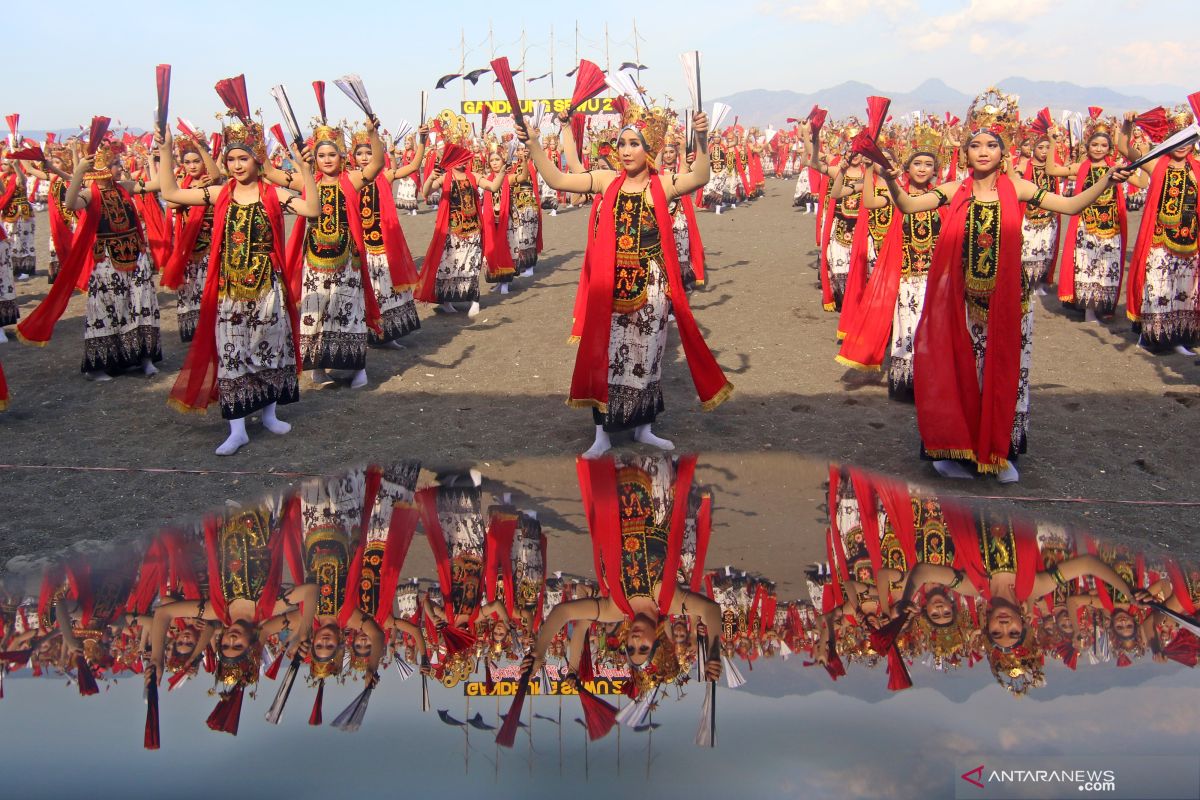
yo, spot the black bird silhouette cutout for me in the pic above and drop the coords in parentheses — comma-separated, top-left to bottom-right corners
(463, 68, 490, 85)
(437, 709, 466, 726)
(466, 712, 497, 731)
(619, 62, 648, 72)
(527, 71, 551, 82)
(435, 73, 461, 90)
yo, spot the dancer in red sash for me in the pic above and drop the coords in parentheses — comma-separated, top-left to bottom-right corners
(521, 103, 732, 458)
(159, 132, 221, 343)
(882, 90, 1131, 484)
(161, 75, 320, 456)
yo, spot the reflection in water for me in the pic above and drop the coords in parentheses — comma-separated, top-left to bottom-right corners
(1, 454, 1198, 793)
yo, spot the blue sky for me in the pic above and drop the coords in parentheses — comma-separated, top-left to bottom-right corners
(8, 0, 1197, 129)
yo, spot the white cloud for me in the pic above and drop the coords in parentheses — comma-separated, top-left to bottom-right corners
(759, 0, 917, 25)
(1116, 40, 1200, 77)
(905, 0, 1049, 52)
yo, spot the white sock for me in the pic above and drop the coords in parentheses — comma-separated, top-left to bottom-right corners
(85, 370, 113, 382)
(633, 424, 674, 451)
(350, 368, 368, 388)
(499, 283, 510, 295)
(467, 301, 480, 319)
(0, 327, 7, 343)
(440, 302, 458, 313)
(582, 426, 612, 460)
(1174, 344, 1197, 356)
(310, 369, 333, 385)
(520, 267, 533, 278)
(715, 205, 722, 215)
(1084, 308, 1099, 323)
(216, 417, 250, 456)
(261, 402, 291, 435)
(996, 463, 1020, 484)
(141, 357, 158, 376)
(932, 460, 974, 480)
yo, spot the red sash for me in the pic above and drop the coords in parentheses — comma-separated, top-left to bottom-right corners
(817, 158, 841, 310)
(168, 181, 299, 413)
(416, 171, 480, 303)
(135, 193, 172, 272)
(16, 189, 104, 345)
(914, 175, 1024, 472)
(528, 163, 545, 253)
(201, 500, 297, 627)
(0, 357, 7, 411)
(679, 194, 706, 285)
(46, 177, 72, 257)
(370, 173, 420, 291)
(944, 505, 1039, 602)
(1125, 155, 1200, 322)
(160, 176, 208, 291)
(1058, 159, 1126, 304)
(480, 171, 516, 280)
(837, 183, 875, 339)
(568, 194, 602, 343)
(415, 487, 479, 653)
(569, 172, 732, 412)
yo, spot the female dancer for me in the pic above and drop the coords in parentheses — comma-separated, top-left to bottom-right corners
(19, 151, 75, 286)
(1119, 108, 1200, 355)
(1, 158, 35, 280)
(1015, 134, 1060, 296)
(417, 142, 487, 319)
(479, 147, 518, 294)
(659, 140, 705, 292)
(519, 106, 732, 457)
(160, 88, 320, 456)
(271, 117, 386, 389)
(17, 139, 163, 381)
(159, 133, 221, 343)
(883, 123, 1131, 483)
(351, 124, 426, 350)
(394, 134, 422, 215)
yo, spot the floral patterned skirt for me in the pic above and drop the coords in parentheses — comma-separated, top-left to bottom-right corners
(395, 178, 418, 211)
(299, 258, 368, 371)
(889, 273, 928, 401)
(82, 252, 162, 373)
(510, 204, 539, 269)
(592, 259, 670, 432)
(1021, 217, 1057, 285)
(1137, 246, 1199, 348)
(0, 239, 15, 326)
(434, 232, 483, 303)
(365, 250, 420, 344)
(1070, 229, 1122, 315)
(672, 212, 695, 292)
(4, 218, 35, 276)
(216, 277, 299, 419)
(176, 250, 208, 343)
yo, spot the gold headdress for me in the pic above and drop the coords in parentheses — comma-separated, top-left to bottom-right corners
(966, 87, 1021, 144)
(436, 109, 471, 146)
(1168, 104, 1196, 136)
(349, 127, 372, 149)
(619, 103, 673, 160)
(312, 122, 345, 153)
(85, 140, 121, 182)
(221, 117, 267, 164)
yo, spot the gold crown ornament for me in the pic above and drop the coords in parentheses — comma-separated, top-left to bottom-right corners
(220, 116, 268, 164)
(85, 139, 122, 182)
(49, 144, 74, 172)
(966, 87, 1021, 144)
(1168, 105, 1196, 136)
(312, 122, 345, 153)
(349, 127, 372, 149)
(987, 643, 1045, 697)
(619, 103, 673, 161)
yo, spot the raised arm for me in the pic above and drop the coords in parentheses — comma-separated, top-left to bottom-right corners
(156, 128, 212, 207)
(277, 143, 320, 218)
(63, 151, 93, 211)
(1026, 167, 1131, 216)
(558, 114, 585, 173)
(347, 119, 386, 190)
(389, 126, 428, 180)
(517, 117, 601, 194)
(883, 166, 955, 214)
(663, 111, 710, 199)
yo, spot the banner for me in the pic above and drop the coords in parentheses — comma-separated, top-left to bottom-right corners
(464, 678, 626, 697)
(461, 97, 621, 116)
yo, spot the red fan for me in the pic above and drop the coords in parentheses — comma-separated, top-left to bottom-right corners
(496, 671, 531, 747)
(5, 113, 17, 139)
(611, 96, 629, 118)
(1134, 107, 1169, 143)
(313, 80, 327, 124)
(1029, 107, 1053, 136)
(1188, 91, 1200, 122)
(490, 57, 523, 117)
(44, 132, 55, 144)
(480, 102, 491, 131)
(210, 133, 223, 156)
(865, 96, 891, 139)
(1088, 106, 1103, 120)
(569, 60, 607, 113)
(571, 114, 586, 161)
(270, 124, 288, 150)
(808, 107, 828, 134)
(86, 116, 111, 156)
(206, 686, 244, 735)
(867, 616, 912, 691)
(176, 117, 199, 141)
(144, 666, 161, 750)
(4, 146, 44, 161)
(155, 64, 171, 134)
(786, 117, 800, 124)
(214, 74, 251, 122)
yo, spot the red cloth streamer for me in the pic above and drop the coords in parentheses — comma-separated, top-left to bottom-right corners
(1088, 106, 1103, 120)
(270, 124, 288, 149)
(309, 679, 324, 725)
(1029, 107, 1053, 137)
(144, 669, 161, 750)
(4, 146, 43, 161)
(495, 672, 530, 747)
(1133, 107, 1168, 143)
(75, 653, 100, 696)
(490, 57, 523, 117)
(206, 686, 244, 735)
(155, 64, 171, 132)
(214, 75, 251, 122)
(866, 96, 891, 139)
(312, 81, 327, 123)
(570, 60, 607, 111)
(87, 117, 111, 155)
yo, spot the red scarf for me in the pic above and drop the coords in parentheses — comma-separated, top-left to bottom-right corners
(201, 497, 299, 626)
(528, 163, 545, 253)
(16, 188, 105, 345)
(568, 194, 602, 343)
(914, 174, 1024, 472)
(415, 487, 480, 653)
(569, 172, 732, 412)
(679, 194, 706, 285)
(160, 175, 209, 290)
(1058, 159, 1126, 304)
(1020, 159, 1061, 283)
(285, 174, 382, 334)
(416, 170, 481, 304)
(368, 172, 420, 291)
(0, 358, 7, 411)
(0, 174, 20, 226)
(167, 181, 299, 413)
(135, 193, 172, 272)
(837, 182, 876, 339)
(480, 171, 516, 280)
(817, 157, 842, 310)
(1125, 155, 1200, 322)
(46, 177, 71, 257)
(577, 455, 696, 618)
(944, 505, 1039, 603)
(482, 509, 520, 618)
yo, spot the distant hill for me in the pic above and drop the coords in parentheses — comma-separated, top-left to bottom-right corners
(711, 76, 1180, 128)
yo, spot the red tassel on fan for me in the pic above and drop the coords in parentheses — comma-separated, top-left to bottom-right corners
(569, 60, 607, 112)
(206, 686, 244, 735)
(144, 667, 161, 750)
(265, 652, 284, 680)
(495, 672, 531, 747)
(309, 679, 324, 726)
(480, 102, 491, 131)
(579, 688, 618, 740)
(1134, 107, 1169, 143)
(203, 645, 216, 673)
(868, 615, 912, 691)
(611, 96, 630, 118)
(75, 653, 99, 696)
(1088, 106, 1104, 120)
(213, 74, 251, 122)
(87, 116, 112, 156)
(850, 131, 892, 170)
(490, 57, 523, 118)
(312, 81, 327, 124)
(438, 144, 474, 174)
(1030, 107, 1054, 137)
(865, 96, 891, 139)
(1163, 630, 1200, 667)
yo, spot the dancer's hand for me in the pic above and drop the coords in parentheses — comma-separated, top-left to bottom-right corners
(693, 111, 708, 136)
(1108, 166, 1133, 184)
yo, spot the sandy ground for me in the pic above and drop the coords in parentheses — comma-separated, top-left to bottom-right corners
(1, 180, 1197, 568)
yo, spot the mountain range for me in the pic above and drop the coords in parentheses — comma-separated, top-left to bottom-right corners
(711, 77, 1189, 128)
